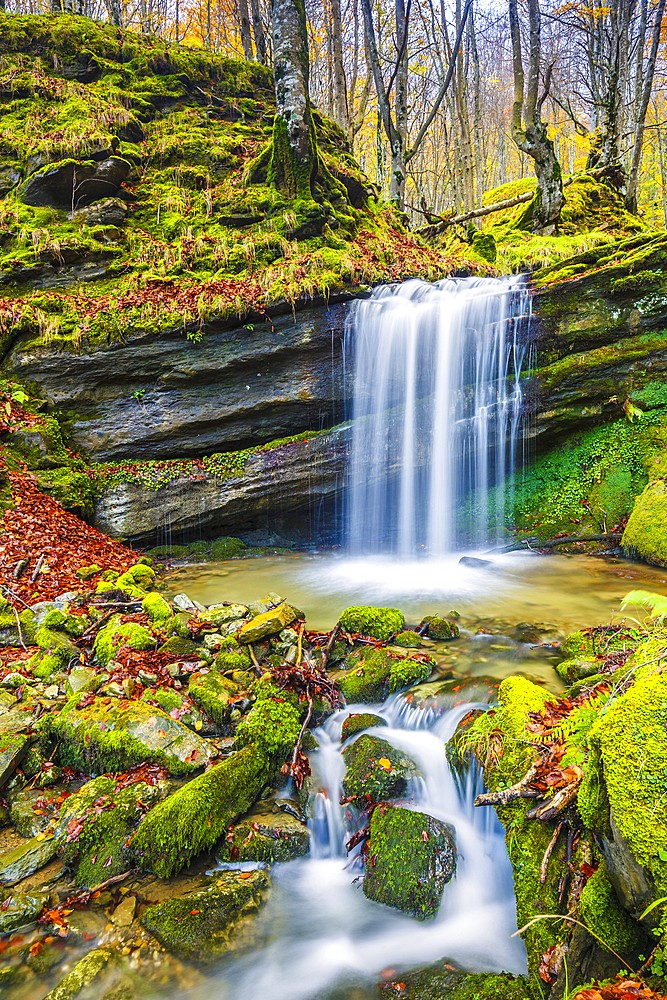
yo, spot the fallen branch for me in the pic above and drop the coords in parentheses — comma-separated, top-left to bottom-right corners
(319, 622, 340, 673)
(248, 643, 263, 678)
(416, 164, 625, 238)
(30, 553, 45, 583)
(488, 532, 622, 554)
(511, 914, 637, 974)
(526, 779, 581, 822)
(474, 761, 540, 807)
(12, 603, 27, 651)
(540, 821, 564, 884)
(13, 557, 29, 581)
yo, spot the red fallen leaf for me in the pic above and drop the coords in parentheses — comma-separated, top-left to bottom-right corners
(82, 931, 96, 941)
(29, 941, 44, 956)
(238, 872, 254, 880)
(189, 910, 200, 915)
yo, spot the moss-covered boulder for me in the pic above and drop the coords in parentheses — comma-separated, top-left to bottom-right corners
(188, 670, 239, 726)
(129, 743, 271, 877)
(216, 801, 309, 863)
(555, 657, 600, 683)
(40, 949, 116, 1000)
(338, 606, 405, 640)
(363, 804, 456, 919)
(141, 592, 173, 623)
(393, 630, 422, 648)
(54, 773, 171, 888)
(237, 601, 296, 643)
(338, 647, 431, 703)
(341, 734, 418, 802)
(0, 835, 58, 884)
(426, 617, 460, 640)
(0, 606, 37, 648)
(0, 732, 31, 786)
(140, 869, 269, 963)
(235, 696, 302, 758)
(94, 617, 155, 666)
(622, 479, 667, 566)
(378, 965, 529, 999)
(47, 697, 214, 775)
(341, 712, 387, 741)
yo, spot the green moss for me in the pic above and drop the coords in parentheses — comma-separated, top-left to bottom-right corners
(94, 617, 155, 665)
(427, 617, 460, 640)
(622, 479, 667, 566)
(214, 644, 252, 671)
(141, 592, 172, 623)
(235, 696, 302, 758)
(341, 734, 416, 801)
(340, 712, 387, 740)
(39, 949, 115, 1000)
(579, 863, 644, 956)
(338, 647, 430, 703)
(393, 630, 422, 648)
(338, 605, 405, 640)
(188, 671, 238, 725)
(129, 743, 271, 877)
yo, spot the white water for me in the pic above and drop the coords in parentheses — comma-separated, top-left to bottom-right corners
(200, 697, 526, 1000)
(345, 277, 531, 554)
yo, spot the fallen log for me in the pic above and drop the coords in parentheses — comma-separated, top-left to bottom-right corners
(487, 532, 622, 555)
(474, 761, 540, 807)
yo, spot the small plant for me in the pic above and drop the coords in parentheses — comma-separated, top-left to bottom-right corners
(132, 388, 147, 402)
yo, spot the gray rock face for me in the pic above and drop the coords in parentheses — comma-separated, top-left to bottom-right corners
(20, 156, 131, 208)
(93, 424, 350, 542)
(4, 302, 350, 464)
(73, 197, 127, 227)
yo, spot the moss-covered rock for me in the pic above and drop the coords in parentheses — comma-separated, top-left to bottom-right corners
(47, 696, 214, 775)
(129, 743, 271, 876)
(622, 479, 667, 566)
(426, 617, 460, 641)
(188, 670, 239, 726)
(393, 630, 422, 648)
(216, 800, 309, 863)
(54, 773, 171, 887)
(341, 734, 418, 802)
(340, 712, 387, 741)
(41, 949, 115, 1000)
(363, 804, 456, 919)
(140, 869, 269, 963)
(338, 606, 405, 640)
(338, 647, 431, 703)
(235, 696, 302, 758)
(0, 835, 58, 884)
(94, 617, 155, 665)
(237, 601, 296, 643)
(0, 887, 48, 933)
(378, 965, 529, 999)
(141, 592, 172, 623)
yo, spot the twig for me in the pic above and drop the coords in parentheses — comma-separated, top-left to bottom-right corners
(77, 610, 116, 643)
(30, 553, 45, 583)
(13, 557, 29, 581)
(525, 780, 582, 822)
(296, 620, 304, 667)
(474, 761, 540, 807)
(248, 643, 263, 677)
(12, 603, 27, 651)
(511, 914, 636, 974)
(540, 821, 564, 884)
(289, 693, 314, 775)
(319, 622, 340, 672)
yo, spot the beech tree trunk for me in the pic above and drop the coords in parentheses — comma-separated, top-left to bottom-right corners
(508, 0, 564, 232)
(626, 0, 666, 212)
(105, 0, 122, 26)
(239, 0, 255, 59)
(250, 0, 268, 64)
(269, 0, 318, 201)
(331, 0, 347, 126)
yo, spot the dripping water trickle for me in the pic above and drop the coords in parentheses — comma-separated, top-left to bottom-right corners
(344, 276, 532, 554)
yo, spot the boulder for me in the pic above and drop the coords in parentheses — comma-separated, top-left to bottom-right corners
(235, 695, 302, 758)
(237, 601, 296, 643)
(189, 671, 239, 725)
(363, 804, 456, 919)
(73, 197, 127, 227)
(40, 950, 116, 1000)
(426, 616, 460, 640)
(0, 888, 49, 933)
(140, 869, 269, 963)
(377, 966, 529, 999)
(339, 606, 405, 640)
(21, 156, 131, 208)
(393, 630, 422, 648)
(338, 647, 431, 703)
(216, 800, 309, 863)
(0, 836, 58, 885)
(342, 735, 418, 802)
(10, 785, 71, 838)
(129, 743, 271, 877)
(94, 618, 155, 665)
(141, 686, 220, 734)
(622, 479, 667, 567)
(0, 163, 21, 196)
(341, 712, 387, 741)
(47, 697, 214, 775)
(0, 733, 31, 787)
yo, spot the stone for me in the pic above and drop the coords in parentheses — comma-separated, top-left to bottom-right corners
(342, 735, 418, 802)
(237, 602, 296, 643)
(377, 966, 529, 999)
(41, 949, 115, 1000)
(129, 743, 271, 877)
(0, 163, 21, 196)
(341, 712, 387, 741)
(10, 785, 70, 838)
(338, 606, 405, 641)
(48, 697, 214, 775)
(206, 603, 249, 625)
(157, 635, 200, 658)
(0, 888, 49, 933)
(0, 704, 40, 734)
(110, 894, 136, 927)
(393, 630, 422, 648)
(54, 774, 171, 888)
(405, 676, 501, 713)
(0, 733, 31, 788)
(425, 616, 460, 640)
(65, 666, 99, 698)
(189, 671, 239, 725)
(363, 804, 456, 919)
(94, 618, 155, 665)
(215, 800, 309, 863)
(338, 647, 432, 703)
(622, 479, 667, 567)
(21, 157, 131, 208)
(458, 555, 492, 569)
(140, 869, 269, 963)
(0, 836, 58, 884)
(73, 198, 127, 227)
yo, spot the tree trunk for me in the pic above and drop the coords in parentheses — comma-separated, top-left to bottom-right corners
(104, 0, 122, 26)
(269, 0, 318, 202)
(508, 0, 564, 232)
(393, 0, 408, 205)
(331, 0, 347, 126)
(626, 0, 666, 212)
(250, 0, 268, 64)
(239, 0, 255, 59)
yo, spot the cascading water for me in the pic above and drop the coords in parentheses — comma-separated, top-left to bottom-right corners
(345, 276, 532, 554)
(201, 695, 526, 1000)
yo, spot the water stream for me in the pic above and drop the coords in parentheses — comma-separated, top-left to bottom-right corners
(197, 697, 525, 1000)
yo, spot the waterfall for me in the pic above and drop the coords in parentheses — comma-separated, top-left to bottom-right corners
(345, 276, 532, 555)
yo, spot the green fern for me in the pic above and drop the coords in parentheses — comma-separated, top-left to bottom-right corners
(621, 589, 667, 621)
